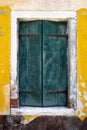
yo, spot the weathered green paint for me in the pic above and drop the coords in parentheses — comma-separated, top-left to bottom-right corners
(43, 21, 68, 106)
(19, 21, 42, 106)
(19, 20, 68, 106)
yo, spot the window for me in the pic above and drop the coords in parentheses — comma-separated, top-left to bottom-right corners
(11, 11, 77, 115)
(19, 20, 68, 107)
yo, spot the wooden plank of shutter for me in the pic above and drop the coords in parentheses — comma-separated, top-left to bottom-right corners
(19, 21, 42, 106)
(43, 21, 68, 106)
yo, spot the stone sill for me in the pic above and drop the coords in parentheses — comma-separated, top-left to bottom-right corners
(11, 107, 76, 116)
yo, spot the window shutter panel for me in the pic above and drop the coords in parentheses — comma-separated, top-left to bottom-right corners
(19, 21, 42, 106)
(19, 20, 68, 107)
(43, 21, 68, 106)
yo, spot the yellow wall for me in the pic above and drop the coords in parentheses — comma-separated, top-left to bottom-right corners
(77, 8, 87, 120)
(0, 7, 10, 114)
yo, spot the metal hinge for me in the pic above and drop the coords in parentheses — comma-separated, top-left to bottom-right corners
(47, 34, 68, 38)
(47, 90, 67, 94)
(19, 90, 41, 94)
(19, 34, 40, 37)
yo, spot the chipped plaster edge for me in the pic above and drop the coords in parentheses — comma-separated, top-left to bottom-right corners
(10, 10, 77, 115)
(68, 18, 77, 109)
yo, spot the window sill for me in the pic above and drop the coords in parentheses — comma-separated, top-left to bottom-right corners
(11, 107, 76, 116)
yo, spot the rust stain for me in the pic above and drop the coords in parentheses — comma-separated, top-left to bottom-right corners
(68, 99, 73, 108)
(10, 99, 18, 108)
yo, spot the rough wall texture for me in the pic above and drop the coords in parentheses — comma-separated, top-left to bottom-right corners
(0, 0, 87, 11)
(0, 7, 10, 115)
(0, 116, 87, 130)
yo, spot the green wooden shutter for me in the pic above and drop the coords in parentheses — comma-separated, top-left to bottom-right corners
(19, 20, 68, 107)
(43, 21, 68, 106)
(19, 21, 42, 106)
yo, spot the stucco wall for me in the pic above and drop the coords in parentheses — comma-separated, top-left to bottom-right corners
(0, 7, 10, 115)
(0, 0, 87, 11)
(77, 8, 87, 120)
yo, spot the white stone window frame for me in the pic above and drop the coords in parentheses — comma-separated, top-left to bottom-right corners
(11, 11, 77, 115)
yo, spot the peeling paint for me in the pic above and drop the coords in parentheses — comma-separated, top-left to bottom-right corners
(0, 84, 10, 114)
(0, 33, 4, 36)
(20, 115, 40, 124)
(11, 85, 18, 99)
(0, 10, 7, 15)
(84, 94, 87, 101)
(77, 8, 87, 120)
